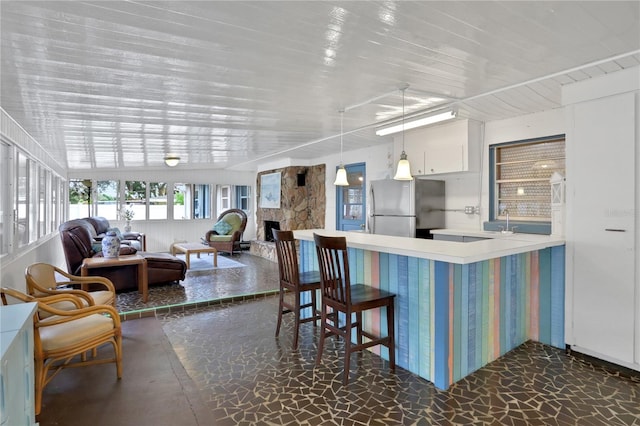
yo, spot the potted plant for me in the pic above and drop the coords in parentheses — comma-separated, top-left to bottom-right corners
(120, 205, 135, 232)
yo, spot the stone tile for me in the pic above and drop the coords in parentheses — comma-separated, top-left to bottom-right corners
(158, 296, 640, 425)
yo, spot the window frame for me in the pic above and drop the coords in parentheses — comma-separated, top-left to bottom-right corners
(488, 134, 565, 230)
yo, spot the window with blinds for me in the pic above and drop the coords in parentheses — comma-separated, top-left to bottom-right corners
(493, 136, 565, 222)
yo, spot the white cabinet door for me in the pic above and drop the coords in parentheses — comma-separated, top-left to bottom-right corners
(570, 92, 636, 364)
(424, 143, 465, 174)
(396, 119, 476, 176)
(396, 133, 426, 175)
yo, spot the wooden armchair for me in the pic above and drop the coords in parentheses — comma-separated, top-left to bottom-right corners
(204, 209, 248, 255)
(26, 262, 116, 309)
(0, 287, 122, 416)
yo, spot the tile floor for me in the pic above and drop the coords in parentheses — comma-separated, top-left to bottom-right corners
(40, 252, 640, 425)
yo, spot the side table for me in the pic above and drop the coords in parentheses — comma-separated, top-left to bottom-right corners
(81, 254, 149, 302)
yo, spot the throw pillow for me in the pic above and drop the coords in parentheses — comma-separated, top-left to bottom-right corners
(212, 220, 232, 235)
(120, 246, 137, 255)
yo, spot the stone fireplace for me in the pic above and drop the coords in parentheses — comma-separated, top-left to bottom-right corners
(263, 220, 280, 242)
(251, 164, 326, 261)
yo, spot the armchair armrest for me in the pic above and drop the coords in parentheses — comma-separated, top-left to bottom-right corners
(35, 301, 121, 328)
(52, 266, 116, 293)
(1, 287, 85, 309)
(122, 232, 146, 250)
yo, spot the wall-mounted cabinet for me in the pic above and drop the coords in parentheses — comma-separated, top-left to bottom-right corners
(395, 119, 481, 176)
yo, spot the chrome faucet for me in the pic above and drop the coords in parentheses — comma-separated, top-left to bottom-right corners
(504, 208, 509, 232)
(500, 207, 513, 234)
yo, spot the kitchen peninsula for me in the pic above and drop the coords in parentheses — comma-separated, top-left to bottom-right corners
(294, 229, 565, 390)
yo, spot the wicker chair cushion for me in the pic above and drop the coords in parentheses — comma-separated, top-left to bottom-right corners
(39, 314, 115, 351)
(224, 213, 242, 231)
(208, 235, 233, 242)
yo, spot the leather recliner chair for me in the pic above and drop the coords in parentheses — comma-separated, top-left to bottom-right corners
(59, 219, 186, 292)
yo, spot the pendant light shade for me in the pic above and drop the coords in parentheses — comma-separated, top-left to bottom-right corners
(334, 166, 348, 186)
(394, 151, 413, 180)
(394, 86, 413, 181)
(334, 109, 349, 186)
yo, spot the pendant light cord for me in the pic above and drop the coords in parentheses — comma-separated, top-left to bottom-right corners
(401, 88, 406, 153)
(340, 108, 344, 164)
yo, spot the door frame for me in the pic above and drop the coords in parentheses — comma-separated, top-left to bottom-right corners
(335, 162, 366, 231)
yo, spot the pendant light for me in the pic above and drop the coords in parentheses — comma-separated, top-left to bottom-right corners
(334, 109, 349, 186)
(393, 87, 413, 181)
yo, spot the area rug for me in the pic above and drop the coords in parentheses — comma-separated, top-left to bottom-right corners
(175, 253, 246, 270)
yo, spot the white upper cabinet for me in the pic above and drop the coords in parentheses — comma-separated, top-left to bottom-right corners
(395, 119, 481, 176)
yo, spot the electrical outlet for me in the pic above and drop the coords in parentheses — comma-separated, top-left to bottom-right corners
(464, 206, 475, 214)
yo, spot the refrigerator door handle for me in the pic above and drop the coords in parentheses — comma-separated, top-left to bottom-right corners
(369, 185, 375, 234)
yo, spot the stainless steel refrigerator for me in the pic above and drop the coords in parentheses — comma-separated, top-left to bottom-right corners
(368, 179, 445, 238)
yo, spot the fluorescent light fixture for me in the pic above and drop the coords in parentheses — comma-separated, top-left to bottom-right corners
(376, 110, 457, 136)
(164, 155, 180, 167)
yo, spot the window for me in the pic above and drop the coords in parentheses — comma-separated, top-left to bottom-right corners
(491, 136, 565, 222)
(218, 185, 231, 212)
(125, 180, 147, 220)
(68, 179, 92, 219)
(96, 180, 119, 220)
(0, 141, 10, 255)
(16, 152, 29, 246)
(50, 175, 59, 233)
(149, 182, 167, 220)
(174, 183, 212, 220)
(235, 185, 250, 211)
(28, 160, 38, 243)
(38, 167, 48, 237)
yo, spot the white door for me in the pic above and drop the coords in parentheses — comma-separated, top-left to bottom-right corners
(570, 92, 636, 364)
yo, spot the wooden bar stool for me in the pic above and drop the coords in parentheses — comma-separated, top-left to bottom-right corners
(313, 233, 396, 385)
(273, 229, 322, 349)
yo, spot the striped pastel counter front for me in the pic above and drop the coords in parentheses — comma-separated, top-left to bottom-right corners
(294, 229, 565, 390)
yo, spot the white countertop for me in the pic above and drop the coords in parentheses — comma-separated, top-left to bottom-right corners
(294, 229, 564, 265)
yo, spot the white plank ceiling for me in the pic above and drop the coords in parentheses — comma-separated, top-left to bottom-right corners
(1, 1, 639, 171)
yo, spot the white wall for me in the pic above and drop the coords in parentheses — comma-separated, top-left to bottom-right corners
(0, 236, 66, 293)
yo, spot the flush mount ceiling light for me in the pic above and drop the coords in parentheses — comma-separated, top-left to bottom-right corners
(393, 86, 413, 181)
(334, 109, 349, 186)
(376, 109, 457, 136)
(164, 155, 180, 167)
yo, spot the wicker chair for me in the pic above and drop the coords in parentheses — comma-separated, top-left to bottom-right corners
(0, 287, 122, 416)
(204, 209, 247, 255)
(26, 262, 116, 309)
